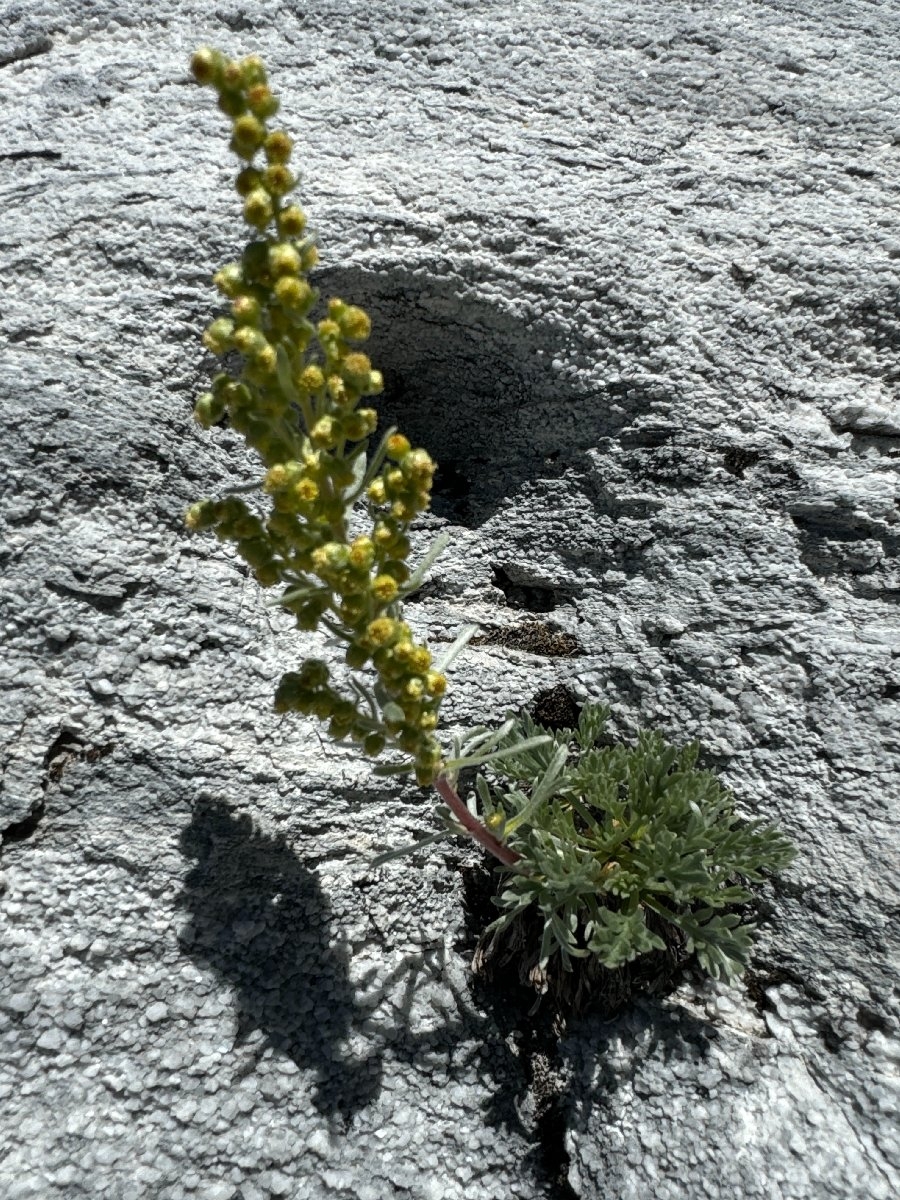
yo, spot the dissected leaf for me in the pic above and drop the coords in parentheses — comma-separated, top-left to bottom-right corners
(477, 700, 794, 984)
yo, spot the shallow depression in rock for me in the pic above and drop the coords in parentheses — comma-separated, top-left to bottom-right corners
(313, 263, 663, 528)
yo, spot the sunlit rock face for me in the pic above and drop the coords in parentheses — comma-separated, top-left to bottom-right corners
(1, 3, 898, 1198)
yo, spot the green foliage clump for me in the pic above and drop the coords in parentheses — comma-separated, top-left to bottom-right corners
(186, 47, 445, 784)
(476, 704, 796, 982)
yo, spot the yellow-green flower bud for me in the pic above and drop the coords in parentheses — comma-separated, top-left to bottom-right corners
(317, 318, 341, 341)
(313, 542, 349, 575)
(221, 61, 243, 89)
(386, 434, 411, 461)
(293, 477, 319, 504)
(231, 294, 262, 325)
(264, 130, 293, 163)
(349, 537, 375, 571)
(224, 380, 251, 409)
(419, 712, 438, 732)
(268, 243, 302, 276)
(338, 412, 364, 441)
(253, 345, 277, 375)
(326, 375, 347, 406)
(247, 84, 279, 119)
(300, 364, 324, 392)
(264, 464, 290, 492)
(373, 521, 396, 547)
(263, 165, 295, 196)
(311, 416, 337, 448)
(233, 326, 267, 357)
(342, 409, 377, 440)
(277, 205, 307, 238)
(194, 391, 226, 428)
(408, 647, 432, 673)
(341, 352, 372, 387)
(190, 47, 224, 86)
(243, 187, 273, 228)
(185, 500, 218, 530)
(232, 113, 266, 157)
(235, 167, 263, 197)
(213, 263, 244, 296)
(393, 641, 414, 667)
(425, 671, 447, 697)
(368, 479, 387, 506)
(403, 449, 436, 482)
(365, 369, 384, 395)
(404, 679, 425, 701)
(274, 276, 313, 311)
(203, 317, 234, 355)
(372, 575, 399, 603)
(339, 306, 371, 342)
(366, 617, 397, 647)
(240, 55, 267, 88)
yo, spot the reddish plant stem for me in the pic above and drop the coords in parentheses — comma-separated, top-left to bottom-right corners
(433, 774, 521, 867)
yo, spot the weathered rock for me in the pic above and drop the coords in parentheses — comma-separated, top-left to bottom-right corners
(1, 2, 898, 1197)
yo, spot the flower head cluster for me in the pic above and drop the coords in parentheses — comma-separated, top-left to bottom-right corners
(186, 48, 445, 783)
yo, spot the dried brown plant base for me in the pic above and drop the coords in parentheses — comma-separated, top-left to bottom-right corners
(462, 862, 692, 1027)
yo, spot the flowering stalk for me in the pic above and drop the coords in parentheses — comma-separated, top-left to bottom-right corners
(434, 775, 521, 866)
(186, 46, 515, 864)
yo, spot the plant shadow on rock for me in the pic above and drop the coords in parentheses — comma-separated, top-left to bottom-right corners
(313, 264, 662, 528)
(561, 997, 723, 1157)
(177, 798, 383, 1124)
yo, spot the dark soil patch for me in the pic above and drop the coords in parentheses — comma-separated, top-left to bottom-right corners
(471, 622, 583, 658)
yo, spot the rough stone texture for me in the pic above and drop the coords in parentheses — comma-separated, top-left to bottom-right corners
(1, 2, 898, 1197)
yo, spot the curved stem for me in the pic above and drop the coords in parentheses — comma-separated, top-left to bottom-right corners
(433, 775, 521, 867)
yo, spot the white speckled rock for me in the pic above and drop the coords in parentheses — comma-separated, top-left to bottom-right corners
(1, 2, 898, 1198)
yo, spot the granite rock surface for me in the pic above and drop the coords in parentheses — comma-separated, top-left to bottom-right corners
(1, 2, 898, 1197)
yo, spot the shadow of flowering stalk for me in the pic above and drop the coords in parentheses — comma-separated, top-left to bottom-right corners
(184, 48, 794, 995)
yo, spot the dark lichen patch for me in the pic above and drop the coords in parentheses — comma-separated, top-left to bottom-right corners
(530, 685, 582, 731)
(472, 622, 583, 658)
(723, 446, 761, 477)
